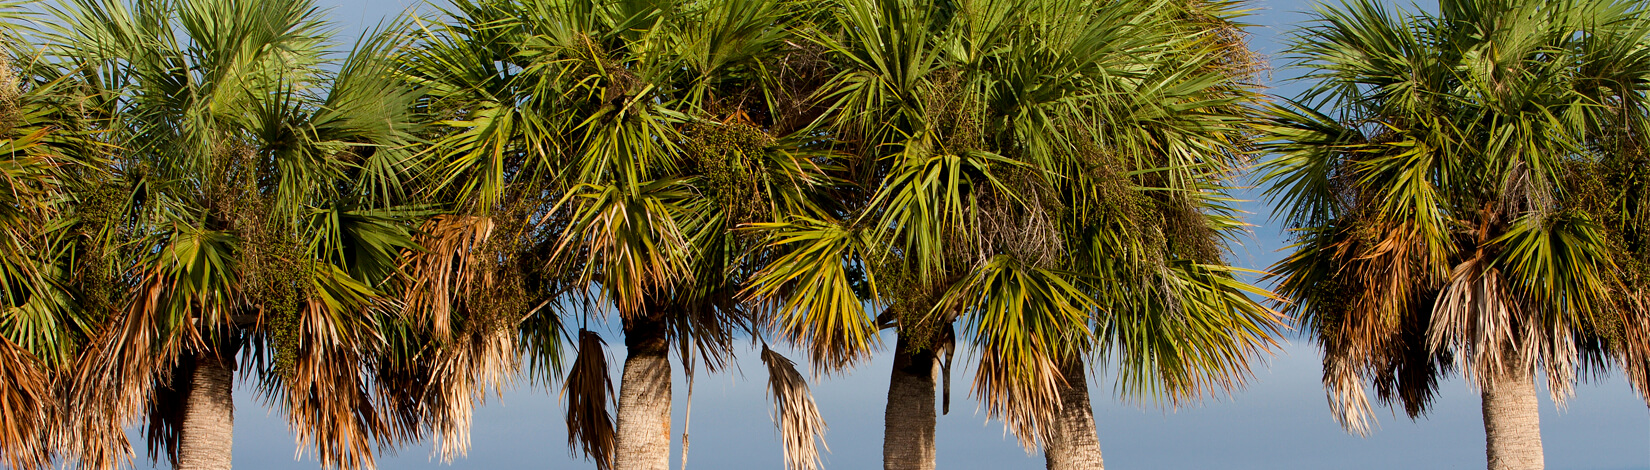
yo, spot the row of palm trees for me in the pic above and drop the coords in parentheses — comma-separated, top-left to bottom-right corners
(0, 0, 1647, 469)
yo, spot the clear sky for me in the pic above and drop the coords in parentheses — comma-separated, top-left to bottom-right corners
(132, 0, 1650, 469)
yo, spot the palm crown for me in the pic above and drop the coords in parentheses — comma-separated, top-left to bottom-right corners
(1264, 0, 1650, 437)
(745, 1, 1281, 467)
(19, 0, 433, 467)
(401, 0, 843, 468)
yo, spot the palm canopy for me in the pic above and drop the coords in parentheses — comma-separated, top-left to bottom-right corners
(0, 5, 107, 466)
(744, 0, 1281, 448)
(401, 0, 840, 468)
(403, 0, 836, 317)
(1262, 0, 1650, 434)
(20, 0, 436, 467)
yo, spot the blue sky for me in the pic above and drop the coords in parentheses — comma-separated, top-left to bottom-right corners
(133, 0, 1650, 468)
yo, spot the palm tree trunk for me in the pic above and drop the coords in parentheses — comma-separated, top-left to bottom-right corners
(1482, 368, 1543, 470)
(176, 351, 235, 470)
(1043, 359, 1103, 470)
(615, 313, 672, 470)
(883, 331, 937, 470)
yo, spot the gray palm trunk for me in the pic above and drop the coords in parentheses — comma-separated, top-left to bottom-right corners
(1043, 359, 1103, 470)
(615, 313, 672, 470)
(883, 332, 938, 470)
(1482, 367, 1543, 470)
(176, 351, 235, 470)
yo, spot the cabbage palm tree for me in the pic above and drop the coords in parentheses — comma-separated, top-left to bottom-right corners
(1263, 1, 1650, 469)
(744, 1, 1281, 469)
(402, 1, 837, 469)
(0, 8, 106, 467)
(34, 0, 432, 468)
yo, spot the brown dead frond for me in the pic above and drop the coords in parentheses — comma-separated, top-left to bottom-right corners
(1616, 290, 1650, 406)
(974, 180, 1066, 270)
(0, 336, 52, 469)
(143, 357, 190, 467)
(282, 297, 408, 470)
(1278, 213, 1453, 435)
(671, 300, 739, 376)
(402, 215, 497, 340)
(564, 329, 616, 470)
(760, 346, 827, 470)
(398, 214, 533, 462)
(421, 323, 518, 461)
(1429, 253, 1533, 393)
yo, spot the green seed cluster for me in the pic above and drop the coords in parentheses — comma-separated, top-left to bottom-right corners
(687, 120, 776, 226)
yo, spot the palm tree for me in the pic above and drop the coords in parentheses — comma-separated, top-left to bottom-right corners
(0, 6, 107, 467)
(401, 1, 838, 469)
(1262, 1, 1650, 469)
(744, 0, 1281, 469)
(31, 0, 433, 467)
(1033, 2, 1278, 468)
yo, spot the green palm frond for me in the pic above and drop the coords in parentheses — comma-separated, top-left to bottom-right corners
(744, 217, 881, 370)
(944, 255, 1095, 449)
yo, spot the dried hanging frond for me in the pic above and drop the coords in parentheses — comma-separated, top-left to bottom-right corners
(402, 215, 497, 340)
(564, 329, 616, 470)
(938, 323, 954, 415)
(143, 358, 191, 467)
(1429, 255, 1528, 390)
(0, 337, 51, 469)
(671, 301, 738, 376)
(283, 297, 405, 470)
(1322, 356, 1376, 436)
(760, 346, 827, 470)
(973, 181, 1065, 270)
(1274, 214, 1451, 433)
(422, 324, 518, 461)
(399, 214, 530, 462)
(1617, 291, 1650, 406)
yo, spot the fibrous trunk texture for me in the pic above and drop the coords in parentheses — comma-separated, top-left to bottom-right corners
(1482, 368, 1543, 470)
(1043, 359, 1103, 470)
(176, 351, 235, 470)
(883, 332, 937, 470)
(615, 313, 672, 470)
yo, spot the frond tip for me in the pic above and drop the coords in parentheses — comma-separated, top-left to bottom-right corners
(760, 346, 827, 470)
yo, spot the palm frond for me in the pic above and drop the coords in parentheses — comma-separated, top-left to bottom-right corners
(760, 345, 828, 470)
(564, 329, 616, 470)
